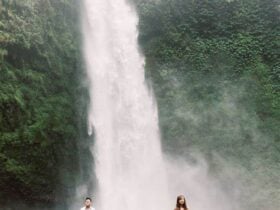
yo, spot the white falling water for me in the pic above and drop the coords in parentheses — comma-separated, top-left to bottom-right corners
(82, 0, 170, 209)
(80, 1, 242, 210)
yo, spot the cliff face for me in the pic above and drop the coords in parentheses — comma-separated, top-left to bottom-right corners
(0, 0, 88, 208)
(135, 0, 280, 209)
(0, 0, 279, 209)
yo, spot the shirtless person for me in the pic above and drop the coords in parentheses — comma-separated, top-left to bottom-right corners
(80, 197, 95, 210)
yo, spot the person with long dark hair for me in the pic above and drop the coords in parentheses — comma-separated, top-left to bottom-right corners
(174, 195, 189, 210)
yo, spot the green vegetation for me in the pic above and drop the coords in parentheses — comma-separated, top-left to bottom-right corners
(135, 0, 279, 209)
(0, 0, 88, 208)
(0, 0, 279, 209)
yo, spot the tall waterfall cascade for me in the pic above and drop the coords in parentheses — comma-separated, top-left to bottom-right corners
(82, 0, 170, 209)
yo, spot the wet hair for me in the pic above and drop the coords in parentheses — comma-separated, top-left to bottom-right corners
(175, 195, 188, 210)
(85, 197, 92, 202)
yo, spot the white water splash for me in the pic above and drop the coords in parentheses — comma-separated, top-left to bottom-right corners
(80, 1, 242, 210)
(82, 0, 170, 209)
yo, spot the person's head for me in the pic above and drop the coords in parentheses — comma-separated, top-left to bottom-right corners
(176, 195, 187, 209)
(84, 197, 92, 208)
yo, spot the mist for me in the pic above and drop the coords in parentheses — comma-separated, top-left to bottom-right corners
(153, 70, 280, 210)
(70, 0, 280, 210)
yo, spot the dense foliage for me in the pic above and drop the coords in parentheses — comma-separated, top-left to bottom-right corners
(0, 0, 89, 208)
(0, 0, 279, 209)
(135, 0, 279, 209)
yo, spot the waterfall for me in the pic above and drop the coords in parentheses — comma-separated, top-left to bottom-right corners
(82, 0, 170, 209)
(80, 1, 240, 210)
